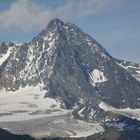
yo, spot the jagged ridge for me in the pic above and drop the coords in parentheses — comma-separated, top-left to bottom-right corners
(0, 18, 140, 122)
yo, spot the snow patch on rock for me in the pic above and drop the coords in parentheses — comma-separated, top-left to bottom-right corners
(78, 106, 86, 117)
(89, 69, 107, 86)
(0, 47, 12, 66)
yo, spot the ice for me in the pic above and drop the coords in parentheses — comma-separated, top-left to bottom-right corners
(70, 120, 104, 138)
(0, 85, 68, 122)
(0, 86, 104, 137)
(0, 114, 104, 138)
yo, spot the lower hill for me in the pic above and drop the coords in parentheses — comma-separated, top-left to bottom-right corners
(0, 128, 140, 140)
(0, 128, 35, 140)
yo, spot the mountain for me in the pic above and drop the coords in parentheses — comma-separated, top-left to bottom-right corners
(0, 18, 140, 138)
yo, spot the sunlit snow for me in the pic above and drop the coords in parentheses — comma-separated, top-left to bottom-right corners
(0, 85, 68, 122)
(77, 106, 86, 117)
(89, 69, 107, 86)
(0, 47, 12, 66)
(0, 86, 104, 137)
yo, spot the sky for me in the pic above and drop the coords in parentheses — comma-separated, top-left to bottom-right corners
(0, 0, 140, 63)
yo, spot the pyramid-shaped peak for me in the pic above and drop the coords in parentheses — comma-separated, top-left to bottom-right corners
(47, 18, 65, 28)
(33, 18, 65, 41)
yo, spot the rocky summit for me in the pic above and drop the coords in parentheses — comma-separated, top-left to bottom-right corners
(0, 19, 140, 138)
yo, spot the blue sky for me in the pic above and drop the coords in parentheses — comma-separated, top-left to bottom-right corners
(0, 0, 140, 62)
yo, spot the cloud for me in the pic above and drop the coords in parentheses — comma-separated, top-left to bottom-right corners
(0, 0, 125, 30)
(0, 0, 73, 30)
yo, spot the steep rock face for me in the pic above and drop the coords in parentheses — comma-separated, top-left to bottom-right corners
(0, 18, 140, 115)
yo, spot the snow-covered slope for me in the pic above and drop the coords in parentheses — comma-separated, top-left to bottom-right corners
(0, 85, 105, 138)
(0, 85, 68, 122)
